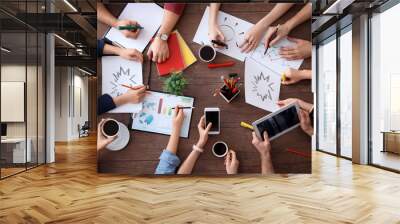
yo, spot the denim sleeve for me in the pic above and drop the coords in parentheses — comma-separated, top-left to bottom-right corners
(97, 38, 113, 57)
(155, 150, 181, 175)
(97, 94, 116, 115)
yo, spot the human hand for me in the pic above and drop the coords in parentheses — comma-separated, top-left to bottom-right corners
(277, 98, 313, 112)
(225, 150, 239, 174)
(114, 85, 146, 106)
(264, 23, 290, 47)
(239, 22, 267, 53)
(299, 109, 313, 136)
(172, 107, 185, 132)
(97, 119, 116, 150)
(281, 68, 308, 85)
(117, 48, 143, 62)
(252, 131, 271, 158)
(196, 115, 212, 148)
(147, 38, 169, 63)
(279, 37, 311, 60)
(208, 24, 225, 49)
(114, 19, 141, 39)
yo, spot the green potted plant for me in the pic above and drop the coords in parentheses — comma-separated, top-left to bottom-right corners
(162, 72, 187, 96)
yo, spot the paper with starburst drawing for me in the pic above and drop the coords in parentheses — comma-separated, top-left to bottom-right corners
(102, 56, 143, 113)
(245, 57, 281, 112)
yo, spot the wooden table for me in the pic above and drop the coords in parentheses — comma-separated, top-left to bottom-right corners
(97, 3, 312, 175)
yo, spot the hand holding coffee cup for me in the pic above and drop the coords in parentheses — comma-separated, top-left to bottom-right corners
(97, 119, 118, 150)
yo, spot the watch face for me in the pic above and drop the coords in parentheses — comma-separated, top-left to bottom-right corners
(160, 34, 168, 41)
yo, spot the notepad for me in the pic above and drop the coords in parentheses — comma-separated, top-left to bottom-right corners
(156, 33, 185, 76)
(174, 30, 197, 69)
(104, 3, 164, 52)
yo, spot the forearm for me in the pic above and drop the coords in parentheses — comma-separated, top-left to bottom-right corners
(209, 3, 221, 25)
(285, 3, 311, 31)
(257, 3, 294, 29)
(260, 153, 274, 175)
(166, 128, 180, 154)
(97, 3, 118, 27)
(300, 69, 312, 80)
(177, 150, 201, 174)
(103, 44, 121, 56)
(159, 10, 180, 35)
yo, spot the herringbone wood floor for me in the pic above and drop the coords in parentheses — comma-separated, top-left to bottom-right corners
(0, 135, 399, 224)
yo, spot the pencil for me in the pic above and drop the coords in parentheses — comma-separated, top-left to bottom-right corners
(120, 84, 144, 90)
(264, 24, 280, 55)
(211, 39, 228, 48)
(171, 106, 195, 109)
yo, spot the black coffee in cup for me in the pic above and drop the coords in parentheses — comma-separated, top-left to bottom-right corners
(212, 141, 228, 157)
(103, 119, 119, 137)
(199, 45, 216, 62)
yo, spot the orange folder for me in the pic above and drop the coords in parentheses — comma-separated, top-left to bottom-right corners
(156, 33, 185, 76)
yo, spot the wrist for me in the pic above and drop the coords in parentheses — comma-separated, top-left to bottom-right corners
(113, 95, 126, 106)
(284, 20, 294, 32)
(196, 140, 206, 149)
(260, 151, 271, 160)
(258, 17, 272, 30)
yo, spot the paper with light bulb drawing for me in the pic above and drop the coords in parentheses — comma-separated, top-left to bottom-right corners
(245, 57, 281, 112)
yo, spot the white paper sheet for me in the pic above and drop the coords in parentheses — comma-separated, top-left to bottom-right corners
(104, 3, 163, 52)
(250, 37, 304, 75)
(245, 57, 281, 112)
(131, 91, 194, 138)
(102, 56, 143, 113)
(193, 6, 253, 61)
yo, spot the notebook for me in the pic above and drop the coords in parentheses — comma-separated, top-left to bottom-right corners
(156, 32, 185, 76)
(174, 30, 197, 69)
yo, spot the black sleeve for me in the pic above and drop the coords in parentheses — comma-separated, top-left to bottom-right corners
(97, 38, 113, 58)
(98, 94, 116, 115)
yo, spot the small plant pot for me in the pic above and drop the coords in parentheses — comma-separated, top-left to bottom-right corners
(219, 85, 240, 103)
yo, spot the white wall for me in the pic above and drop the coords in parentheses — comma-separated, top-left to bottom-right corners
(54, 67, 89, 141)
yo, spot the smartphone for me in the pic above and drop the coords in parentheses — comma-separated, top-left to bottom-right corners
(204, 107, 220, 135)
(252, 103, 300, 141)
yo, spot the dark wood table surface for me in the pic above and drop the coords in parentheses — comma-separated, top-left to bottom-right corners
(97, 3, 312, 175)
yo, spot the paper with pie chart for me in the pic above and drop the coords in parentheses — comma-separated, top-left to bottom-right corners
(102, 56, 143, 113)
(250, 37, 304, 74)
(193, 6, 253, 61)
(131, 91, 194, 138)
(245, 57, 281, 112)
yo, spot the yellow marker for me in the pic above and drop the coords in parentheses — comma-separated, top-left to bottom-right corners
(240, 122, 254, 130)
(281, 73, 286, 82)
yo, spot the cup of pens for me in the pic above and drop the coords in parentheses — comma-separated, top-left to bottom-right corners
(219, 73, 241, 103)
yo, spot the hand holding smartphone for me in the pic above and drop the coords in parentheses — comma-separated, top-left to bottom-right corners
(204, 107, 220, 135)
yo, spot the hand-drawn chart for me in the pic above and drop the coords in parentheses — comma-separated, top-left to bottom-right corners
(193, 6, 253, 61)
(102, 56, 143, 113)
(131, 91, 194, 138)
(250, 37, 304, 75)
(245, 57, 281, 112)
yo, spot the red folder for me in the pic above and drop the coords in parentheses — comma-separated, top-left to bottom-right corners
(156, 33, 185, 76)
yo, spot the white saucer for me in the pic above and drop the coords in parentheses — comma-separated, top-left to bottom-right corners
(106, 122, 130, 151)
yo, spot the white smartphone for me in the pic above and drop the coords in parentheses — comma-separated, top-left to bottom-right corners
(204, 107, 220, 135)
(252, 103, 300, 141)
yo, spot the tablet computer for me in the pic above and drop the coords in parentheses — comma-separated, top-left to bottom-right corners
(252, 103, 300, 141)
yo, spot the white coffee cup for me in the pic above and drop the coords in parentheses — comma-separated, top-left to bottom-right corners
(212, 141, 228, 157)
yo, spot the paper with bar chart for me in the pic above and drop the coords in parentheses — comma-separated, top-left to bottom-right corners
(131, 91, 194, 138)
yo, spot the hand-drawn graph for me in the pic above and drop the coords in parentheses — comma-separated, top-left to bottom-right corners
(131, 91, 194, 138)
(110, 66, 138, 96)
(102, 56, 143, 113)
(193, 6, 253, 61)
(251, 72, 275, 102)
(250, 38, 304, 75)
(245, 57, 281, 112)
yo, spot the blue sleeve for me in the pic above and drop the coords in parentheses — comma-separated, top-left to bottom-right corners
(97, 38, 113, 58)
(98, 94, 116, 115)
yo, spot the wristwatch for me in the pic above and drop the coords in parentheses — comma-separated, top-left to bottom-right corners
(156, 32, 169, 41)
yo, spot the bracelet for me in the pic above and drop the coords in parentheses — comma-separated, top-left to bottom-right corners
(192, 144, 204, 153)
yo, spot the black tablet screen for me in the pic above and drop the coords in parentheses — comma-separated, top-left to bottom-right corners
(256, 106, 299, 140)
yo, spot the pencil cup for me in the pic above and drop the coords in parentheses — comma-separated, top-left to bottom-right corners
(219, 85, 240, 103)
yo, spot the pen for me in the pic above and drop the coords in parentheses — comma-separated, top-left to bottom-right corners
(264, 24, 280, 55)
(171, 106, 195, 109)
(211, 39, 228, 48)
(208, 61, 235, 69)
(240, 121, 254, 130)
(118, 25, 144, 31)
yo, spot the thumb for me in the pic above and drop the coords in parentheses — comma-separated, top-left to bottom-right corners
(205, 122, 212, 132)
(146, 49, 153, 60)
(218, 32, 225, 42)
(269, 34, 282, 46)
(263, 131, 269, 142)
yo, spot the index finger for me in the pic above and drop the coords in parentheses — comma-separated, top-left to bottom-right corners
(230, 150, 237, 160)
